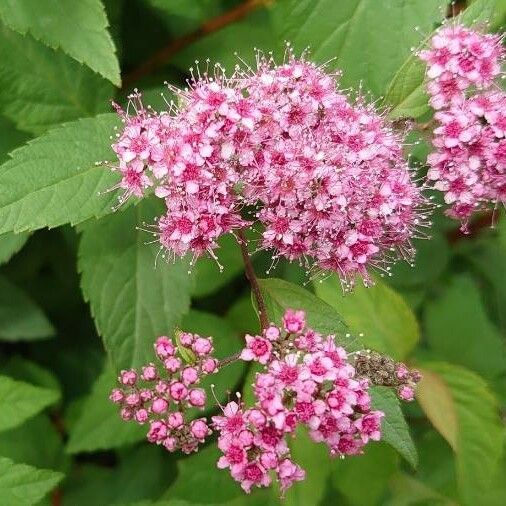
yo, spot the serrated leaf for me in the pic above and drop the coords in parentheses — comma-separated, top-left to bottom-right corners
(384, 0, 499, 119)
(0, 457, 63, 506)
(0, 0, 120, 86)
(79, 199, 194, 369)
(0, 114, 119, 235)
(315, 275, 419, 360)
(0, 375, 59, 432)
(257, 277, 359, 350)
(0, 275, 55, 341)
(66, 364, 144, 454)
(417, 362, 504, 505)
(0, 232, 30, 265)
(0, 24, 113, 135)
(424, 275, 506, 379)
(0, 116, 29, 162)
(370, 386, 418, 468)
(272, 0, 447, 97)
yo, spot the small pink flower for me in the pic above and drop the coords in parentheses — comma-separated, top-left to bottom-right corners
(240, 334, 273, 364)
(202, 357, 218, 374)
(109, 389, 124, 403)
(191, 419, 211, 440)
(169, 381, 188, 401)
(193, 337, 213, 356)
(141, 363, 158, 381)
(134, 408, 149, 424)
(282, 309, 306, 333)
(167, 411, 184, 429)
(182, 367, 199, 385)
(155, 336, 175, 358)
(119, 369, 137, 386)
(151, 398, 168, 414)
(147, 420, 168, 443)
(398, 385, 415, 402)
(189, 388, 206, 407)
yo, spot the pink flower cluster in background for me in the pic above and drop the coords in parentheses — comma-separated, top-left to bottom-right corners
(110, 332, 219, 454)
(420, 24, 505, 229)
(213, 309, 383, 494)
(109, 53, 426, 286)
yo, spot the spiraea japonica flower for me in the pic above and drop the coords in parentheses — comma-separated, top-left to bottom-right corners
(419, 24, 505, 230)
(107, 50, 427, 287)
(213, 309, 386, 495)
(110, 331, 219, 454)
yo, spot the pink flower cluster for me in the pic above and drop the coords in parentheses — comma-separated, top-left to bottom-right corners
(110, 53, 425, 285)
(420, 25, 505, 229)
(213, 309, 383, 494)
(109, 331, 219, 454)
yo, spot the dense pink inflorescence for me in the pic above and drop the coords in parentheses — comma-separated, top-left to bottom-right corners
(110, 331, 219, 454)
(419, 24, 505, 229)
(109, 53, 425, 285)
(213, 309, 384, 494)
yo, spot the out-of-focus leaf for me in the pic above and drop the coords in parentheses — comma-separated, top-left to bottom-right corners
(65, 364, 145, 454)
(0, 375, 59, 432)
(272, 0, 447, 97)
(226, 292, 260, 336)
(258, 278, 358, 349)
(0, 232, 30, 266)
(0, 457, 63, 506)
(0, 0, 120, 85)
(315, 276, 419, 360)
(0, 25, 112, 135)
(1, 357, 61, 395)
(333, 443, 398, 506)
(388, 472, 457, 506)
(0, 275, 55, 341)
(0, 114, 119, 234)
(284, 428, 330, 506)
(370, 386, 418, 468)
(0, 415, 67, 472)
(79, 199, 194, 369)
(417, 362, 504, 505)
(424, 276, 506, 378)
(384, 0, 499, 119)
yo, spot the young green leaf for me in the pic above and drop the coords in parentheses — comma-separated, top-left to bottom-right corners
(0, 0, 120, 86)
(370, 386, 418, 468)
(0, 275, 55, 341)
(0, 375, 59, 432)
(257, 278, 359, 350)
(0, 114, 119, 235)
(315, 275, 419, 360)
(66, 364, 144, 454)
(0, 24, 112, 135)
(0, 457, 63, 506)
(79, 199, 194, 369)
(417, 362, 504, 505)
(272, 0, 447, 97)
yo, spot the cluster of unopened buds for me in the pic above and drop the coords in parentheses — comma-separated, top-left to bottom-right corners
(419, 24, 505, 230)
(108, 48, 428, 287)
(110, 309, 421, 495)
(109, 332, 219, 454)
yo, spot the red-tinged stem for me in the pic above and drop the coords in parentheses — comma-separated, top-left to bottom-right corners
(237, 229, 269, 330)
(122, 0, 267, 89)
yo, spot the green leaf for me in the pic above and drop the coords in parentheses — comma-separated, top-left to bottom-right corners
(257, 278, 358, 350)
(332, 443, 399, 506)
(0, 24, 113, 135)
(417, 362, 504, 505)
(0, 275, 55, 341)
(284, 428, 331, 506)
(162, 445, 243, 504)
(0, 375, 59, 432)
(65, 364, 144, 454)
(0, 114, 120, 235)
(424, 275, 506, 379)
(0, 116, 29, 163)
(0, 0, 120, 86)
(370, 386, 418, 468)
(79, 199, 194, 369)
(0, 415, 67, 472)
(388, 472, 457, 506)
(315, 275, 419, 360)
(384, 0, 499, 119)
(0, 232, 30, 265)
(272, 0, 447, 97)
(0, 457, 63, 506)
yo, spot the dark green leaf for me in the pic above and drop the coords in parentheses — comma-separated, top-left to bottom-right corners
(0, 0, 120, 85)
(0, 114, 120, 234)
(79, 199, 194, 369)
(0, 232, 30, 265)
(0, 275, 55, 341)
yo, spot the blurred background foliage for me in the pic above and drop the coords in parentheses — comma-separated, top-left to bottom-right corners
(0, 0, 505, 505)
